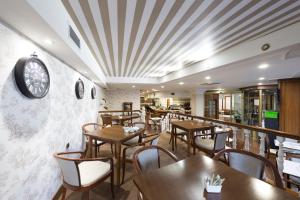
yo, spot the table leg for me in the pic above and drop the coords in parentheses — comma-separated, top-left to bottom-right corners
(187, 131, 191, 156)
(171, 126, 174, 151)
(88, 136, 93, 158)
(115, 143, 121, 185)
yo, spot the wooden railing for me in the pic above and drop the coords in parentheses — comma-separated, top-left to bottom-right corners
(164, 111, 300, 179)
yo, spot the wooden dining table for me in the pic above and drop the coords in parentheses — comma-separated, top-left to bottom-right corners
(111, 113, 140, 125)
(171, 120, 215, 156)
(133, 155, 297, 200)
(83, 125, 142, 185)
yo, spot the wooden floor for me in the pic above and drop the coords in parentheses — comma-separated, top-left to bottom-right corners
(65, 130, 271, 200)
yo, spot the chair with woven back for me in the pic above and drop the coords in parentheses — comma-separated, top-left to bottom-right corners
(193, 130, 229, 157)
(121, 132, 160, 184)
(53, 151, 114, 200)
(82, 123, 113, 157)
(214, 148, 283, 189)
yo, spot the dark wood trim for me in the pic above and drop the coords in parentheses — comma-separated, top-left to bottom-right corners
(169, 111, 300, 140)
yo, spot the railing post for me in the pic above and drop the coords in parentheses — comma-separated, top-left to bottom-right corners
(258, 132, 266, 157)
(232, 127, 238, 149)
(243, 129, 250, 151)
(276, 136, 285, 177)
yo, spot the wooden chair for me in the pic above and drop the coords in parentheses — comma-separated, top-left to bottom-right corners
(193, 131, 229, 157)
(284, 152, 300, 189)
(121, 133, 160, 183)
(122, 122, 146, 146)
(54, 151, 114, 199)
(133, 145, 178, 174)
(82, 123, 113, 157)
(214, 148, 283, 189)
(101, 114, 113, 127)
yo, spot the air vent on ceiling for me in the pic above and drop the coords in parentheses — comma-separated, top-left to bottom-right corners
(200, 82, 220, 86)
(69, 25, 80, 48)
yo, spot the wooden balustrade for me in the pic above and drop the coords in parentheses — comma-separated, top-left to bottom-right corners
(166, 111, 300, 179)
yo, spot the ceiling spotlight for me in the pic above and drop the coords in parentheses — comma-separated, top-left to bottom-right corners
(205, 76, 211, 80)
(179, 82, 184, 85)
(132, 85, 136, 88)
(44, 39, 54, 45)
(258, 83, 263, 85)
(258, 77, 265, 80)
(161, 86, 164, 88)
(258, 64, 269, 69)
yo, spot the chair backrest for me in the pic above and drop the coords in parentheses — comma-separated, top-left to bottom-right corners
(213, 132, 228, 151)
(81, 123, 101, 152)
(54, 153, 81, 187)
(133, 122, 146, 130)
(133, 145, 178, 174)
(214, 149, 283, 189)
(101, 114, 112, 127)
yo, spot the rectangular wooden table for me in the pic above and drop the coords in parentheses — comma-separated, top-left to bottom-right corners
(171, 120, 214, 156)
(133, 155, 297, 200)
(84, 125, 142, 185)
(111, 113, 140, 125)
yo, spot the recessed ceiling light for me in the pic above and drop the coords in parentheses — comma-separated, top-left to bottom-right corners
(258, 83, 263, 85)
(258, 77, 265, 80)
(258, 64, 269, 69)
(179, 82, 184, 85)
(205, 76, 211, 80)
(44, 39, 54, 45)
(161, 86, 164, 88)
(132, 85, 136, 88)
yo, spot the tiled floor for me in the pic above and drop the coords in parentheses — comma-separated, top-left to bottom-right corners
(65, 130, 265, 200)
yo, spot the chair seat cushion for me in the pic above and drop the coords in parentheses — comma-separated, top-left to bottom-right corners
(125, 146, 143, 159)
(94, 140, 105, 145)
(123, 136, 140, 146)
(175, 128, 187, 135)
(78, 161, 110, 186)
(194, 138, 214, 150)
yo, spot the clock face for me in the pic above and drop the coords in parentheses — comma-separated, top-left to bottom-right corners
(75, 79, 84, 99)
(14, 56, 50, 98)
(24, 60, 49, 97)
(91, 87, 96, 99)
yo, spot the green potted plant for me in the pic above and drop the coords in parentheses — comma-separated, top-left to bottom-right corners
(234, 111, 241, 123)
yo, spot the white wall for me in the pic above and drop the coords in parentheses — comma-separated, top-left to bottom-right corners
(191, 89, 205, 116)
(0, 22, 105, 199)
(106, 89, 140, 110)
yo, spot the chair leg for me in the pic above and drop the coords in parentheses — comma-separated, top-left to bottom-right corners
(110, 144, 114, 154)
(122, 158, 126, 184)
(111, 171, 115, 199)
(61, 187, 67, 200)
(94, 144, 97, 158)
(175, 135, 177, 150)
(81, 191, 89, 200)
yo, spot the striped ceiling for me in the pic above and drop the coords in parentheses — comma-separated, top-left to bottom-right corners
(62, 0, 300, 78)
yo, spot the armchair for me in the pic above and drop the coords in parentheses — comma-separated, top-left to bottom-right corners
(53, 151, 114, 199)
(193, 131, 228, 157)
(121, 133, 160, 184)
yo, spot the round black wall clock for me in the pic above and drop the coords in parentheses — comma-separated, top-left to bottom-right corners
(91, 86, 96, 99)
(75, 78, 84, 99)
(14, 54, 50, 99)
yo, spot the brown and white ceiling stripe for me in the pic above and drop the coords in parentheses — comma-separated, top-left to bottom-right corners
(62, 0, 300, 78)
